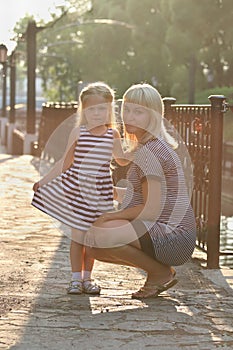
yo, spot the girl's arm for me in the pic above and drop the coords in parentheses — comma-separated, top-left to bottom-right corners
(112, 128, 134, 166)
(33, 126, 80, 191)
(95, 177, 161, 224)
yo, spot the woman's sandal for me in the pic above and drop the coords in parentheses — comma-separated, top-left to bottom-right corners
(132, 269, 178, 299)
(132, 278, 178, 299)
(82, 278, 101, 295)
(67, 279, 83, 294)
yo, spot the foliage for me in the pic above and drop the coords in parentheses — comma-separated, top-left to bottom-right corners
(11, 0, 233, 104)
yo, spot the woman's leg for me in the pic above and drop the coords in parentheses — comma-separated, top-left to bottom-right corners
(88, 244, 177, 298)
(85, 219, 143, 249)
(89, 244, 173, 284)
(85, 220, 176, 288)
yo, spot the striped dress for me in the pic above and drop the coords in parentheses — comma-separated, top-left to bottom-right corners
(121, 137, 196, 266)
(31, 126, 114, 231)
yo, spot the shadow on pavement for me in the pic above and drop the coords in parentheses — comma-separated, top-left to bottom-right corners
(0, 154, 232, 350)
(10, 234, 233, 349)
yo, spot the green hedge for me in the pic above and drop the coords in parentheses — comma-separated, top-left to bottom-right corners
(195, 87, 233, 104)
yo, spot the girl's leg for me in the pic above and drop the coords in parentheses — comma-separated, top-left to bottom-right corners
(67, 229, 85, 294)
(82, 247, 101, 294)
(83, 246, 95, 272)
(70, 239, 84, 272)
(70, 228, 85, 271)
(70, 230, 100, 295)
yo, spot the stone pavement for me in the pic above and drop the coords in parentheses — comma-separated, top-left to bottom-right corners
(0, 152, 233, 350)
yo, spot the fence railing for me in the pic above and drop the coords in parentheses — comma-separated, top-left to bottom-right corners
(32, 96, 232, 268)
(32, 102, 78, 160)
(163, 95, 231, 268)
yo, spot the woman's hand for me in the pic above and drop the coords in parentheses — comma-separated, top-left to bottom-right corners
(93, 213, 113, 227)
(33, 181, 40, 192)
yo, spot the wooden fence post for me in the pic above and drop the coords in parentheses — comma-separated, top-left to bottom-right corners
(207, 95, 226, 268)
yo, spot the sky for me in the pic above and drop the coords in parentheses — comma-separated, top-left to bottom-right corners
(0, 0, 66, 53)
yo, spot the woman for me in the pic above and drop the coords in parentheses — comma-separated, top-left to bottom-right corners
(85, 83, 196, 298)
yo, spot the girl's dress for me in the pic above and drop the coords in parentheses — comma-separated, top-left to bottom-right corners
(31, 126, 114, 231)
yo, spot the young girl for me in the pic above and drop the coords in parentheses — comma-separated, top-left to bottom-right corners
(32, 82, 131, 295)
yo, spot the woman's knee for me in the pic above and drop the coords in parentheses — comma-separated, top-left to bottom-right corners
(84, 220, 139, 248)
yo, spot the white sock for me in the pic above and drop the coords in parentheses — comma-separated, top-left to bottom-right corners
(82, 270, 91, 281)
(71, 272, 82, 282)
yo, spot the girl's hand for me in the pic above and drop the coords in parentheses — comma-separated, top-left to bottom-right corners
(33, 181, 40, 192)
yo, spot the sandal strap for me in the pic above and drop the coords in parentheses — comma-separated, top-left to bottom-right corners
(67, 279, 83, 294)
(83, 278, 101, 294)
(71, 279, 83, 283)
(132, 278, 178, 299)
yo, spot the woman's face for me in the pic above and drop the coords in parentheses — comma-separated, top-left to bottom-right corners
(83, 95, 110, 127)
(122, 102, 151, 138)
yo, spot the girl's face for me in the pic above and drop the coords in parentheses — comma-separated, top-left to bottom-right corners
(83, 95, 110, 127)
(122, 102, 151, 138)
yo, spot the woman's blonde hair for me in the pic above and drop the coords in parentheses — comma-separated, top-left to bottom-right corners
(122, 83, 178, 149)
(77, 81, 115, 127)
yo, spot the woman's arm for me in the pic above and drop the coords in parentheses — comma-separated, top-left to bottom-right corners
(112, 129, 134, 166)
(95, 177, 161, 224)
(113, 186, 127, 203)
(33, 126, 80, 191)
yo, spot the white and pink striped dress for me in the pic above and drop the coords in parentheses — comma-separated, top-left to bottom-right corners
(31, 126, 114, 231)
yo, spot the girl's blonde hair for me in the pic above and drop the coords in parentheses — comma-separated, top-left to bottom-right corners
(77, 81, 115, 127)
(122, 83, 178, 149)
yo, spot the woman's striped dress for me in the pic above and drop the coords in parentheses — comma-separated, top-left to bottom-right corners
(121, 137, 196, 266)
(31, 126, 114, 231)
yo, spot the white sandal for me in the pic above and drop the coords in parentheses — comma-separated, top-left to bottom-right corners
(82, 278, 101, 295)
(67, 279, 83, 294)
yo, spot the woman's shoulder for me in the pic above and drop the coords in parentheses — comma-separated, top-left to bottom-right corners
(139, 138, 177, 162)
(146, 137, 175, 153)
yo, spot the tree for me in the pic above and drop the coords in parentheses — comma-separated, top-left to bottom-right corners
(164, 0, 233, 101)
(12, 0, 233, 102)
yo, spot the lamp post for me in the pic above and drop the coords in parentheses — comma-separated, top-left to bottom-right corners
(0, 44, 8, 117)
(22, 20, 46, 153)
(26, 20, 37, 135)
(0, 44, 18, 152)
(0, 44, 8, 144)
(9, 50, 16, 125)
(0, 43, 8, 64)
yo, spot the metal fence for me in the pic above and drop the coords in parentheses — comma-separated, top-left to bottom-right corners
(163, 95, 232, 268)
